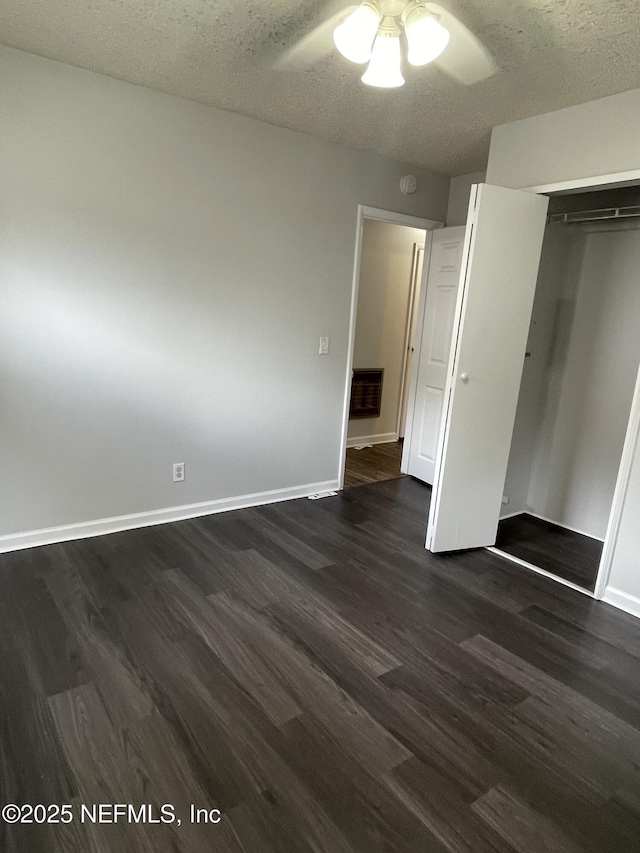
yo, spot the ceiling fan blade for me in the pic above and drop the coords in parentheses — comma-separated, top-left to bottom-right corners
(274, 4, 357, 70)
(424, 2, 498, 85)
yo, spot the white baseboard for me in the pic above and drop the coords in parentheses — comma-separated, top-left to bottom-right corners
(0, 480, 340, 554)
(524, 511, 605, 542)
(603, 587, 640, 619)
(499, 510, 526, 521)
(346, 433, 398, 448)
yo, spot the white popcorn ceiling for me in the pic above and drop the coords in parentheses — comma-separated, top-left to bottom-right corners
(2, 0, 640, 175)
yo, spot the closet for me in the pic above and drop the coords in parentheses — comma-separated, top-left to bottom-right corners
(412, 180, 640, 599)
(494, 185, 640, 591)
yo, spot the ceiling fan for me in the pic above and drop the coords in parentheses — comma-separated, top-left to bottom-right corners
(277, 0, 497, 89)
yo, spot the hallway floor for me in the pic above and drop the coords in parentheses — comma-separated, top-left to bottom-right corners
(343, 440, 403, 488)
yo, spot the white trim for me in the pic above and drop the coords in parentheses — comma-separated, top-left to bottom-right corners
(594, 362, 640, 599)
(346, 433, 398, 448)
(359, 206, 443, 230)
(0, 480, 340, 554)
(487, 547, 595, 597)
(521, 512, 605, 543)
(338, 204, 365, 491)
(498, 510, 526, 521)
(497, 509, 604, 540)
(526, 169, 640, 195)
(338, 205, 444, 489)
(603, 587, 640, 619)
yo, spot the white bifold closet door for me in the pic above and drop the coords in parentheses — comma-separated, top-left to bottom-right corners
(426, 184, 549, 553)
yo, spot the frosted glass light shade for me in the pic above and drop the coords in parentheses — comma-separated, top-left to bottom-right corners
(361, 33, 405, 88)
(333, 4, 381, 65)
(405, 11, 449, 66)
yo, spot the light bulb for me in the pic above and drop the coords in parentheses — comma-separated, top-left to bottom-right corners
(405, 10, 449, 67)
(333, 3, 381, 65)
(361, 30, 405, 88)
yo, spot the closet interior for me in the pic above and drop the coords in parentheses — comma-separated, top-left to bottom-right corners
(494, 183, 640, 591)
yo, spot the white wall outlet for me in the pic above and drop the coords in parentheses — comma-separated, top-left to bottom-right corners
(319, 336, 329, 355)
(501, 495, 509, 505)
(173, 462, 185, 482)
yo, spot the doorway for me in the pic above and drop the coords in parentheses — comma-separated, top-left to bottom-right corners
(339, 207, 443, 490)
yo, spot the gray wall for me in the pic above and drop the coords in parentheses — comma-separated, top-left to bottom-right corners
(486, 87, 640, 610)
(446, 171, 487, 225)
(348, 221, 425, 444)
(0, 46, 449, 538)
(487, 87, 640, 189)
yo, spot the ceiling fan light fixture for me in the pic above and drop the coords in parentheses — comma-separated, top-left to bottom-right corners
(361, 22, 405, 88)
(404, 5, 450, 67)
(333, 2, 382, 65)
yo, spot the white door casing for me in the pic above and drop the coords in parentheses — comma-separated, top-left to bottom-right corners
(402, 227, 465, 483)
(426, 184, 549, 552)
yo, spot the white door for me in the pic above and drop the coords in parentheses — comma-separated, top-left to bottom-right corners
(427, 184, 549, 552)
(402, 227, 465, 483)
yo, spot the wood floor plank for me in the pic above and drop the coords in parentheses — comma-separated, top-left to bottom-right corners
(385, 757, 515, 853)
(214, 547, 335, 612)
(242, 508, 334, 570)
(44, 564, 155, 729)
(47, 683, 159, 853)
(267, 595, 401, 678)
(161, 568, 304, 726)
(472, 785, 584, 853)
(160, 638, 355, 853)
(278, 712, 450, 852)
(321, 561, 475, 644)
(461, 634, 640, 759)
(272, 637, 507, 804)
(513, 696, 633, 798)
(520, 603, 640, 694)
(122, 709, 245, 853)
(0, 603, 77, 811)
(203, 591, 411, 776)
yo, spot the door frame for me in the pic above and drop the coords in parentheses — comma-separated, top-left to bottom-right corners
(496, 168, 640, 601)
(338, 206, 443, 490)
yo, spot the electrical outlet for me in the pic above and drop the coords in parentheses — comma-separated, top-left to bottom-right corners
(173, 463, 185, 482)
(501, 495, 509, 505)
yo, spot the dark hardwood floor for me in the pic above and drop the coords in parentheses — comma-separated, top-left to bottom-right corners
(344, 440, 403, 488)
(1, 478, 640, 852)
(495, 513, 603, 591)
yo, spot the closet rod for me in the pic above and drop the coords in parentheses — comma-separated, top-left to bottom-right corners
(549, 204, 640, 224)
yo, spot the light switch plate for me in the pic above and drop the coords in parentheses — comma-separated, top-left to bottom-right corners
(319, 336, 329, 355)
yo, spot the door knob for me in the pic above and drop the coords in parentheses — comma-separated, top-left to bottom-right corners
(460, 372, 469, 382)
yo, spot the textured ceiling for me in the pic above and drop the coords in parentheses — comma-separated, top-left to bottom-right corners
(2, 0, 640, 175)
